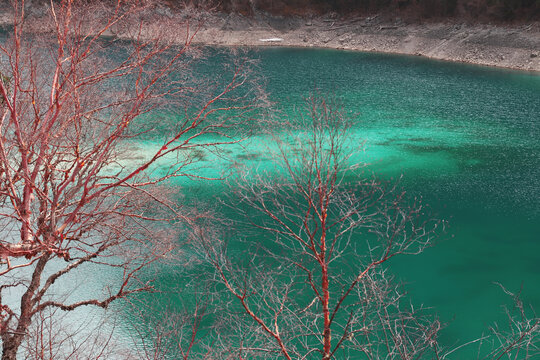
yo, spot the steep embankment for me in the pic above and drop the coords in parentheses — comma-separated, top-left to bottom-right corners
(0, 1, 538, 71)
(191, 12, 539, 71)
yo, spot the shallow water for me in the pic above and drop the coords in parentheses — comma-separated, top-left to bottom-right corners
(131, 47, 540, 356)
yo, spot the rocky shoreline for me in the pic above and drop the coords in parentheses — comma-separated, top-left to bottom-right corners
(191, 13, 539, 72)
(1, 7, 538, 72)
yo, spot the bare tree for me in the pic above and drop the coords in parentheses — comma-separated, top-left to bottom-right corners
(0, 1, 258, 359)
(122, 279, 220, 360)
(480, 285, 539, 360)
(21, 306, 125, 360)
(193, 95, 540, 360)
(195, 95, 444, 359)
(440, 284, 539, 360)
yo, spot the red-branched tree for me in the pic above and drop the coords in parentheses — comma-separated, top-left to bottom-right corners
(196, 95, 539, 359)
(196, 95, 444, 359)
(0, 1, 258, 358)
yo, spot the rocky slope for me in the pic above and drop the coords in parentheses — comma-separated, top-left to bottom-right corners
(191, 12, 539, 71)
(0, 2, 538, 71)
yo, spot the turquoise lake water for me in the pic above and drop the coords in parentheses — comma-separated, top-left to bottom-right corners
(1, 28, 538, 357)
(124, 47, 540, 357)
(256, 48, 540, 344)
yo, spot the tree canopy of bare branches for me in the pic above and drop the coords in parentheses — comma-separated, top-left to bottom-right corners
(0, 1, 258, 358)
(194, 95, 445, 359)
(193, 95, 539, 359)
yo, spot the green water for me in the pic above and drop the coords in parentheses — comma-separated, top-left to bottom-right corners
(128, 48, 539, 357)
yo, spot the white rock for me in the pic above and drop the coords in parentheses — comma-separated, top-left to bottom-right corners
(259, 38, 284, 42)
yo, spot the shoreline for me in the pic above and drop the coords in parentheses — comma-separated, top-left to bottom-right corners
(1, 8, 538, 72)
(190, 13, 540, 72)
(207, 43, 540, 75)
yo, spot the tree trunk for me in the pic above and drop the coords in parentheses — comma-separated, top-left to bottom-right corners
(0, 256, 50, 360)
(320, 221, 331, 359)
(322, 262, 331, 359)
(2, 334, 24, 360)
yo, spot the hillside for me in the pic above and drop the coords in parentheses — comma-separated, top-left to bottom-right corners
(167, 0, 539, 23)
(1, 0, 538, 71)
